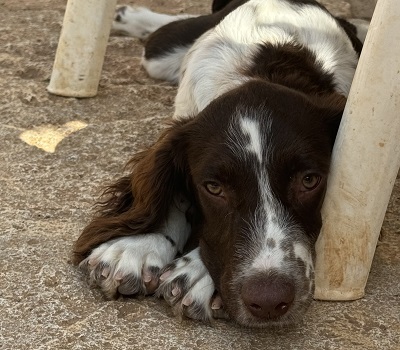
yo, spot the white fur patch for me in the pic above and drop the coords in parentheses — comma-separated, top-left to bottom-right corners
(239, 117, 263, 163)
(249, 204, 291, 272)
(226, 108, 272, 163)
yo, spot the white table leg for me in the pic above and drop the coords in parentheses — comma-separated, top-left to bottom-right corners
(315, 0, 400, 300)
(47, 0, 117, 97)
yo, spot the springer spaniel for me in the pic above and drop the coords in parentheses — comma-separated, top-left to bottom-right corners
(73, 0, 369, 327)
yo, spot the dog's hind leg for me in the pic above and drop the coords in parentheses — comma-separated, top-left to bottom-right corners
(112, 6, 197, 40)
(142, 8, 231, 84)
(112, 6, 206, 83)
(114, 2, 245, 83)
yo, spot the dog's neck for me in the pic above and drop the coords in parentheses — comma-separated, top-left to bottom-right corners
(245, 42, 339, 97)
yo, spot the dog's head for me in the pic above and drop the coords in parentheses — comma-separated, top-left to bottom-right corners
(173, 81, 343, 326)
(75, 80, 344, 326)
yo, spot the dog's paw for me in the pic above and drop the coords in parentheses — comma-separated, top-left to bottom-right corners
(112, 6, 157, 39)
(112, 5, 196, 39)
(156, 248, 228, 322)
(79, 235, 176, 298)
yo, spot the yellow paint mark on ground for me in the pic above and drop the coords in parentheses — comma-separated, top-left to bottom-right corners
(19, 121, 88, 153)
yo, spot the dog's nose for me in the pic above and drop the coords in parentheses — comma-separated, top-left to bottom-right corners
(241, 274, 295, 319)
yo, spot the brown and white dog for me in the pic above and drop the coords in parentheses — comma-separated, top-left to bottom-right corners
(73, 0, 369, 327)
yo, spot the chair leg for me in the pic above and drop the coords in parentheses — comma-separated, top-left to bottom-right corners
(47, 0, 118, 97)
(314, 0, 400, 300)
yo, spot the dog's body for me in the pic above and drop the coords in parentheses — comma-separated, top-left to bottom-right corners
(74, 0, 369, 327)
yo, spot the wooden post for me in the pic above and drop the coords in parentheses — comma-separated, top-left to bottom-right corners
(315, 0, 400, 300)
(47, 0, 117, 97)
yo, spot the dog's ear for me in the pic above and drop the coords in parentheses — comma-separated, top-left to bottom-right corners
(318, 93, 346, 148)
(324, 109, 343, 149)
(72, 120, 190, 264)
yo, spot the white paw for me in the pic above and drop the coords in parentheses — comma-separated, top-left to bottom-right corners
(112, 5, 197, 39)
(156, 248, 228, 321)
(80, 235, 176, 298)
(112, 6, 154, 39)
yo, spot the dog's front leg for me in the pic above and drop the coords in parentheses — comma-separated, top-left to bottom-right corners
(79, 198, 191, 299)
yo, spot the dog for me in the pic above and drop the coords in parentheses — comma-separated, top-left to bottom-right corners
(73, 0, 369, 327)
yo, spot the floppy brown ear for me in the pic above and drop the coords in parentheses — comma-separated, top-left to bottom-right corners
(72, 121, 190, 265)
(308, 92, 346, 149)
(320, 93, 346, 148)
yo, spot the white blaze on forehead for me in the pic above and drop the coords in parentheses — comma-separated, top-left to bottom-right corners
(239, 117, 263, 163)
(228, 113, 294, 275)
(235, 118, 290, 272)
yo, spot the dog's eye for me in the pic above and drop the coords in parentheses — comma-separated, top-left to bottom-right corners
(205, 182, 223, 196)
(302, 174, 321, 190)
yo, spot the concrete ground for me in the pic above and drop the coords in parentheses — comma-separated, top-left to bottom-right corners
(0, 0, 399, 349)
